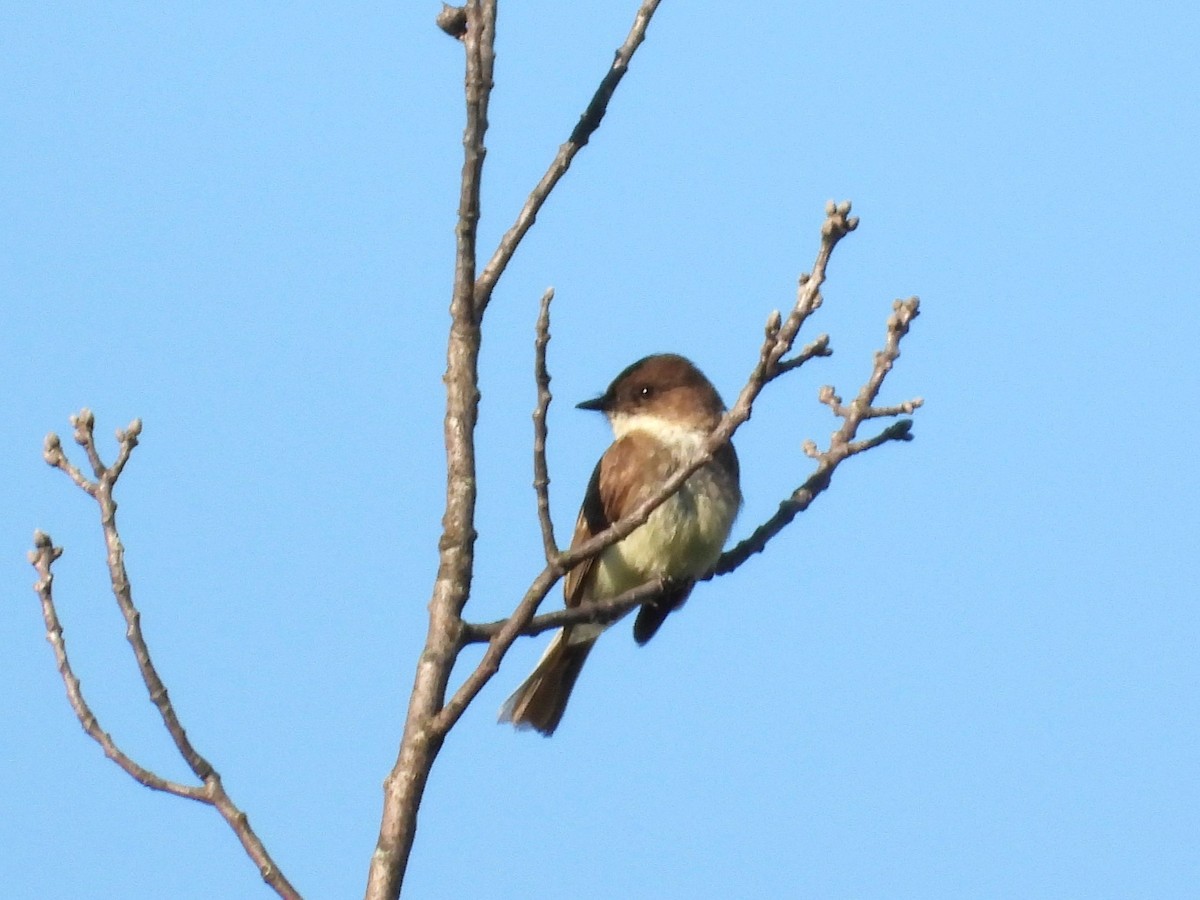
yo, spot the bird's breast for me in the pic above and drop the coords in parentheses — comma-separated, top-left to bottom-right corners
(592, 460, 740, 597)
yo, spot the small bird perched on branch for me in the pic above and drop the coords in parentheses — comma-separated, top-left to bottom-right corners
(499, 354, 741, 735)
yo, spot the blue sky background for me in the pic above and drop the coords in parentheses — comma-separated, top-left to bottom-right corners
(3, 2, 1197, 898)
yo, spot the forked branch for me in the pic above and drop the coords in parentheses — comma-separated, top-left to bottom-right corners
(472, 0, 665, 317)
(367, 4, 671, 896)
(33, 414, 299, 900)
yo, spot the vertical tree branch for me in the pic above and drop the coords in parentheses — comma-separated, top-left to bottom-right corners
(532, 287, 559, 562)
(365, 3, 495, 898)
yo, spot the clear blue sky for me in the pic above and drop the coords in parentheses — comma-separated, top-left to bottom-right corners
(4, 2, 1197, 898)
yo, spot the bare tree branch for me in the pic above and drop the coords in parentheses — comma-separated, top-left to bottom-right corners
(365, 2, 496, 896)
(52, 415, 223, 780)
(710, 297, 923, 576)
(776, 332, 832, 375)
(29, 532, 205, 802)
(462, 577, 670, 643)
(468, 358, 921, 639)
(42, 431, 94, 495)
(34, 417, 300, 900)
(473, 0, 664, 317)
(532, 287, 559, 562)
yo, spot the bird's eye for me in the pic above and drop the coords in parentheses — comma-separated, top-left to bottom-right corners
(638, 385, 654, 400)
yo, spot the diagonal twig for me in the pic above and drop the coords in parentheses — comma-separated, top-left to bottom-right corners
(29, 531, 206, 802)
(472, 0, 664, 318)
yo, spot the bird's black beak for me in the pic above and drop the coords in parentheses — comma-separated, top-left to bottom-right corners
(576, 395, 607, 412)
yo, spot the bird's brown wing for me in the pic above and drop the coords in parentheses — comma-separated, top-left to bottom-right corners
(562, 458, 606, 608)
(563, 432, 669, 606)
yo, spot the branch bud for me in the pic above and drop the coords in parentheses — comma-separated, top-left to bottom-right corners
(116, 418, 143, 445)
(436, 4, 468, 39)
(71, 408, 95, 445)
(765, 310, 782, 337)
(43, 433, 63, 466)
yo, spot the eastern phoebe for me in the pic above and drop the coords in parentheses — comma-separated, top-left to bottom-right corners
(499, 354, 742, 735)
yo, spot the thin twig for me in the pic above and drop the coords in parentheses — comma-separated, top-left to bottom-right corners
(433, 566, 562, 732)
(29, 532, 205, 802)
(72, 408, 107, 478)
(64, 415, 217, 781)
(462, 577, 669, 643)
(36, 417, 300, 900)
(43, 431, 94, 495)
(473, 0, 664, 317)
(775, 333, 832, 375)
(532, 287, 558, 562)
(847, 418, 915, 455)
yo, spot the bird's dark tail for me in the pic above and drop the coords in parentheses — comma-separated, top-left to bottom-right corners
(498, 630, 594, 736)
